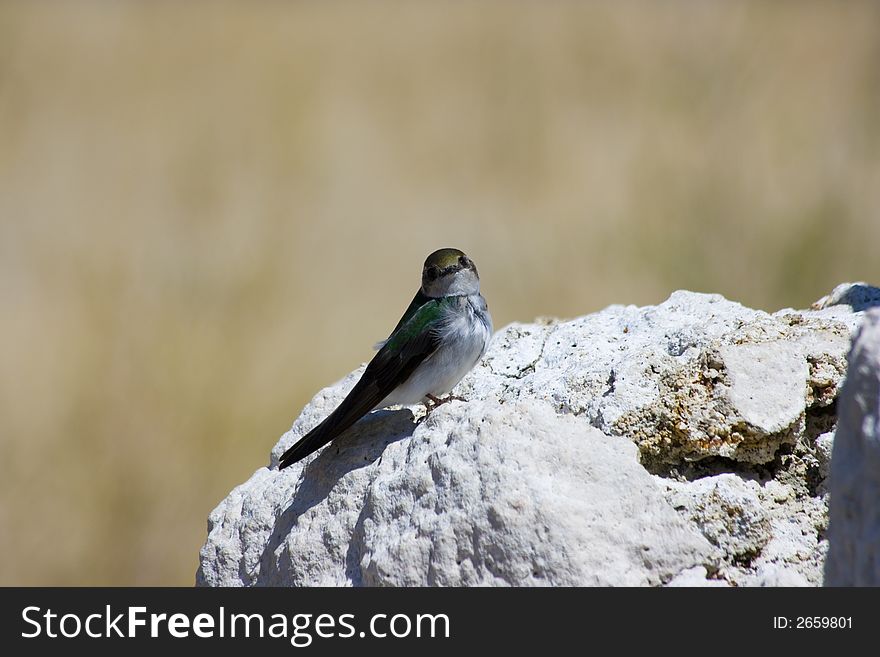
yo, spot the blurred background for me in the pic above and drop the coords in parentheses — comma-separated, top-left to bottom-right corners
(1, 1, 878, 585)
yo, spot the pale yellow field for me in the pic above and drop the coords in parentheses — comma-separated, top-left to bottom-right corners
(1, 1, 878, 585)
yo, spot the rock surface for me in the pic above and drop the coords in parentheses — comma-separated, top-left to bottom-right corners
(825, 308, 880, 586)
(197, 284, 876, 587)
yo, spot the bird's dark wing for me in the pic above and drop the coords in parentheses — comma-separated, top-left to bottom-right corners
(278, 297, 446, 469)
(373, 289, 431, 349)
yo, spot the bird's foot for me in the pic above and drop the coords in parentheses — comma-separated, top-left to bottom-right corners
(426, 393, 467, 408)
(417, 394, 467, 423)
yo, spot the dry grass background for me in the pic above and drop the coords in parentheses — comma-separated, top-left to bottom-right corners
(1, 1, 878, 585)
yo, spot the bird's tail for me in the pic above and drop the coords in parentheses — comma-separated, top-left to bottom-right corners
(277, 417, 337, 470)
(278, 378, 386, 469)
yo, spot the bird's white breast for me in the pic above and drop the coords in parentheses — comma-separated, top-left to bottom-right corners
(379, 294, 492, 407)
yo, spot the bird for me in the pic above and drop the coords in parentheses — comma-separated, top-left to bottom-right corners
(278, 248, 493, 470)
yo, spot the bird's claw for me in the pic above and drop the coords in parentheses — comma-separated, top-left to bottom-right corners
(425, 393, 467, 411)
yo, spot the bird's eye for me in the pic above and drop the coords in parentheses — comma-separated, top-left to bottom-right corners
(459, 255, 470, 268)
(426, 266, 440, 281)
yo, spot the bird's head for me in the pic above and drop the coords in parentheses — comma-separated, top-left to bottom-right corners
(421, 248, 481, 297)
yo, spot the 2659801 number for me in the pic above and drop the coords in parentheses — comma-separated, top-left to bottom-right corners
(796, 617, 851, 629)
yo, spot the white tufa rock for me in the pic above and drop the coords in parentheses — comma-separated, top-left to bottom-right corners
(198, 284, 876, 587)
(199, 401, 714, 586)
(825, 308, 880, 586)
(662, 475, 771, 563)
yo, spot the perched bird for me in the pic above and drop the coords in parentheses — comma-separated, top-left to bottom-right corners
(278, 248, 492, 470)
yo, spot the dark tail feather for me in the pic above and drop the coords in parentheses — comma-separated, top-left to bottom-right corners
(278, 380, 385, 470)
(277, 416, 338, 469)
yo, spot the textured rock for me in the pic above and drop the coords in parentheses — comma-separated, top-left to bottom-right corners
(198, 285, 876, 587)
(199, 401, 714, 586)
(742, 563, 812, 587)
(663, 475, 771, 562)
(825, 308, 880, 586)
(812, 281, 880, 312)
(665, 566, 728, 587)
(472, 290, 854, 466)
